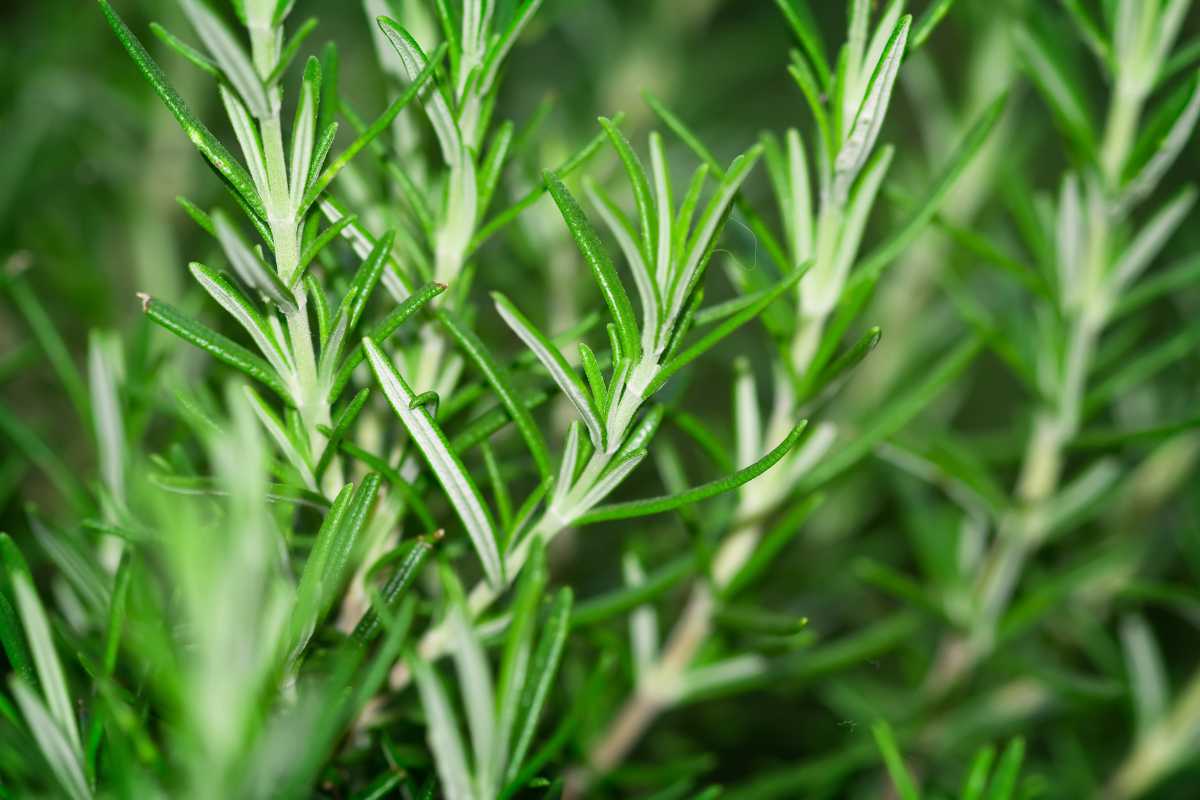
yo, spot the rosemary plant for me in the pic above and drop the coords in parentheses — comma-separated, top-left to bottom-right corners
(3, 1, 1200, 798)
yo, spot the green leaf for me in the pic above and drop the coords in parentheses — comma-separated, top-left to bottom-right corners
(302, 41, 449, 211)
(581, 445, 648, 511)
(576, 423, 808, 524)
(315, 388, 369, 479)
(98, 0, 267, 217)
(212, 210, 295, 308)
(265, 16, 319, 86)
(318, 195, 417, 300)
(545, 173, 641, 362)
(870, 721, 920, 800)
(324, 475, 382, 606)
(1110, 186, 1197, 292)
(614, 404, 665, 463)
(578, 342, 608, 415)
(365, 338, 504, 587)
(832, 16, 909, 202)
(985, 738, 1025, 800)
(179, 0, 269, 118)
(290, 57, 322, 212)
(336, 439, 438, 533)
(584, 177, 659, 343)
(909, 0, 958, 51)
(102, 553, 132, 676)
(505, 587, 572, 784)
(297, 214, 357, 283)
(492, 292, 605, 449)
(344, 230, 394, 335)
(646, 263, 806, 397)
(438, 309, 554, 483)
(573, 552, 696, 629)
(831, 144, 895, 292)
(409, 650, 476, 800)
(140, 294, 290, 401)
(598, 118, 657, 265)
(798, 336, 982, 492)
(787, 52, 836, 170)
(244, 384, 316, 489)
(669, 146, 764, 320)
(472, 118, 617, 251)
(376, 19, 460, 164)
(1013, 24, 1095, 159)
(775, 0, 831, 89)
(1115, 252, 1200, 320)
(493, 543, 548, 790)
(290, 483, 355, 654)
(176, 194, 217, 235)
(1, 535, 83, 760)
(800, 325, 881, 402)
(216, 84, 270, 202)
(845, 90, 1008, 296)
(353, 535, 437, 645)
(478, 120, 515, 217)
(649, 131, 674, 290)
(441, 566, 497, 798)
(0, 590, 36, 689)
(189, 261, 294, 380)
(330, 280, 445, 403)
(10, 680, 91, 800)
(149, 22, 220, 78)
(961, 745, 997, 800)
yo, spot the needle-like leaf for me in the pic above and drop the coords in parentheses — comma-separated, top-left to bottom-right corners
(871, 721, 920, 800)
(330, 281, 445, 403)
(365, 338, 504, 587)
(409, 651, 477, 800)
(189, 261, 294, 380)
(302, 41, 448, 211)
(832, 15, 910, 202)
(646, 263, 806, 397)
(575, 423, 807, 524)
(140, 294, 290, 401)
(180, 0, 269, 118)
(492, 292, 605, 449)
(545, 173, 642, 362)
(504, 587, 572, 784)
(439, 309, 553, 482)
(1, 535, 83, 760)
(97, 0, 266, 219)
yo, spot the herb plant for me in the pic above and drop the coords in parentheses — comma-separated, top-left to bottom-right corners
(2, 1, 1200, 798)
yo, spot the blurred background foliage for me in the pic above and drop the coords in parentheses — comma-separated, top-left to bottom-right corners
(4, 0, 1200, 798)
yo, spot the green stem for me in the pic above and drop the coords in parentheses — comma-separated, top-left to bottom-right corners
(249, 23, 329, 489)
(1100, 81, 1144, 188)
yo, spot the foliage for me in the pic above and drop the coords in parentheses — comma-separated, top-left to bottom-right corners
(2, 0, 1200, 798)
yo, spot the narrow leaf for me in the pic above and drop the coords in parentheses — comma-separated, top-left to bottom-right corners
(97, 0, 266, 219)
(439, 309, 554, 482)
(493, 292, 605, 449)
(545, 173, 641, 362)
(575, 423, 808, 524)
(364, 338, 503, 587)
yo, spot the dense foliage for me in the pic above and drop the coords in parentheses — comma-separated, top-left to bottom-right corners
(2, 0, 1200, 797)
